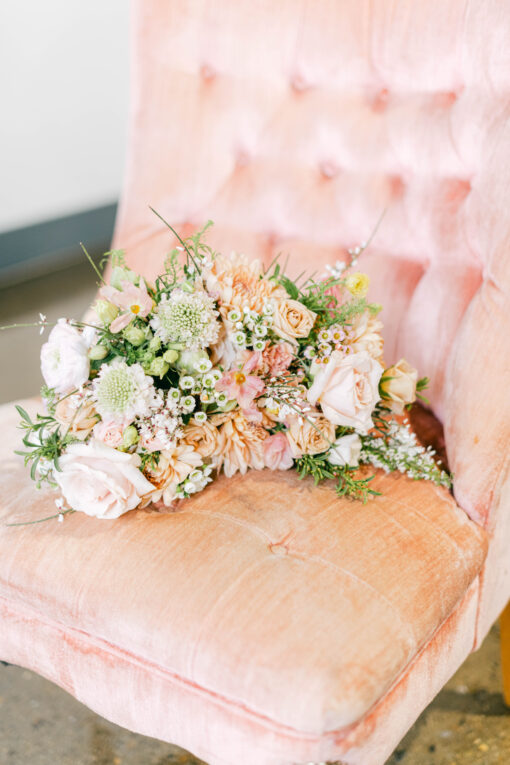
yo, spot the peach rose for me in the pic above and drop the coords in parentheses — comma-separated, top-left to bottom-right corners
(272, 299, 317, 343)
(54, 440, 154, 519)
(307, 350, 383, 433)
(347, 312, 384, 361)
(286, 414, 336, 457)
(182, 419, 221, 458)
(380, 358, 418, 415)
(260, 341, 295, 376)
(55, 395, 98, 440)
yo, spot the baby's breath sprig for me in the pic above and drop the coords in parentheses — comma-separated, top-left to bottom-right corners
(360, 417, 451, 489)
(324, 208, 387, 279)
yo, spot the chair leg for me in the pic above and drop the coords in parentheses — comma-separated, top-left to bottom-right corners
(501, 600, 510, 706)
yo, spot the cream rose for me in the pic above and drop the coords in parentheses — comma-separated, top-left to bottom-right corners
(54, 395, 98, 440)
(286, 414, 336, 457)
(272, 299, 317, 343)
(308, 350, 383, 433)
(348, 312, 384, 361)
(327, 434, 362, 467)
(54, 440, 154, 519)
(380, 358, 418, 415)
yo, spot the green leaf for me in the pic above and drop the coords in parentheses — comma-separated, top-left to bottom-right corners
(15, 405, 32, 424)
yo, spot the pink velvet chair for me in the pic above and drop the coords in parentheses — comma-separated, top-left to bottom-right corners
(1, 2, 510, 763)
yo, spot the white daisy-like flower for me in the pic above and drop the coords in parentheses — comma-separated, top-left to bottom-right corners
(202, 372, 216, 389)
(194, 357, 212, 373)
(92, 359, 157, 423)
(179, 375, 195, 390)
(167, 387, 181, 402)
(181, 395, 196, 413)
(150, 289, 220, 350)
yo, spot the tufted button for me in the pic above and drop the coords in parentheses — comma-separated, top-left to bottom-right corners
(435, 90, 459, 108)
(290, 72, 311, 93)
(370, 86, 389, 112)
(265, 232, 280, 249)
(319, 160, 339, 179)
(200, 63, 216, 81)
(388, 174, 405, 199)
(235, 149, 250, 168)
(269, 541, 289, 557)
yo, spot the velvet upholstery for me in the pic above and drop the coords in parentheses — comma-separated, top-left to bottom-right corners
(0, 400, 487, 765)
(1, 2, 509, 764)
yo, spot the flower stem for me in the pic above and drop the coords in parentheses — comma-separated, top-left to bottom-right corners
(6, 509, 75, 527)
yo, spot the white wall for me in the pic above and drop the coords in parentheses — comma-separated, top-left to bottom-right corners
(0, 2, 130, 232)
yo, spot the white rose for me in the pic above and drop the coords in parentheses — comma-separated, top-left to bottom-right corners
(54, 440, 154, 519)
(327, 434, 362, 467)
(307, 350, 383, 433)
(40, 319, 95, 395)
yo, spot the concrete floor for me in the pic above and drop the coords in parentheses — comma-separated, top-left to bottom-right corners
(0, 264, 509, 764)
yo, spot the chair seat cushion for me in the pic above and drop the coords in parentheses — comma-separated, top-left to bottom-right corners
(0, 399, 487, 736)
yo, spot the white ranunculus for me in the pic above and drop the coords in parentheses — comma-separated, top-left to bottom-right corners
(307, 350, 383, 433)
(54, 440, 154, 520)
(327, 433, 362, 467)
(40, 319, 95, 395)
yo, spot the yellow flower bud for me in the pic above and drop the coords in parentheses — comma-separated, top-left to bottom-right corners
(121, 425, 139, 449)
(344, 272, 370, 298)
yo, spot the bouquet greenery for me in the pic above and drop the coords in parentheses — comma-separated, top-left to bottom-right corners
(8, 213, 450, 522)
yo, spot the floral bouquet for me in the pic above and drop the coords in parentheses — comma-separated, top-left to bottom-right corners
(9, 214, 450, 522)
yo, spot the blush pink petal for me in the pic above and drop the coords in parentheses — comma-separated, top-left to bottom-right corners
(263, 432, 293, 470)
(110, 313, 134, 333)
(238, 377, 265, 409)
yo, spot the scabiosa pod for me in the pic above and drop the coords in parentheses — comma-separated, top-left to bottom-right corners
(150, 288, 220, 350)
(92, 359, 158, 424)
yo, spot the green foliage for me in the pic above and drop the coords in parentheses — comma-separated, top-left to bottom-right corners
(295, 452, 380, 502)
(14, 405, 76, 486)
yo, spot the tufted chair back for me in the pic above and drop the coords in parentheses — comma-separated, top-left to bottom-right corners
(113, 0, 510, 529)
